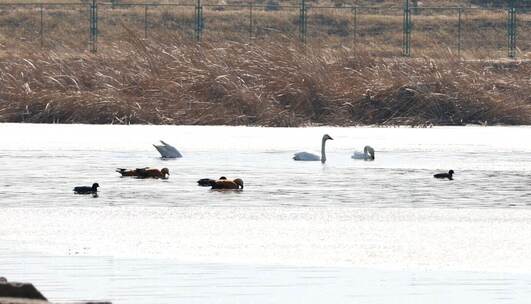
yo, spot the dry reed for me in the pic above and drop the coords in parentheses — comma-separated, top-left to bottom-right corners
(1, 33, 530, 126)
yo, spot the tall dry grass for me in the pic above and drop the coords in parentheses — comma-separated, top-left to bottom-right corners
(1, 34, 530, 126)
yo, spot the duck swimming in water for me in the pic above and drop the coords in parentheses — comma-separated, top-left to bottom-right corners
(352, 146, 375, 160)
(197, 176, 226, 186)
(116, 167, 169, 179)
(434, 170, 454, 180)
(74, 183, 99, 194)
(153, 140, 182, 158)
(293, 134, 333, 163)
(209, 178, 244, 190)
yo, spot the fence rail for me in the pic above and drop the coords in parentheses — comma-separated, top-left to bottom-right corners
(1, 0, 530, 58)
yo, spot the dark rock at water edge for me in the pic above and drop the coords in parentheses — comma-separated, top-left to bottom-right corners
(0, 279, 46, 301)
(0, 277, 111, 304)
(0, 298, 48, 304)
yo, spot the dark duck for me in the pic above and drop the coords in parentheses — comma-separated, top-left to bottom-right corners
(434, 170, 454, 180)
(73, 183, 99, 194)
(197, 176, 227, 186)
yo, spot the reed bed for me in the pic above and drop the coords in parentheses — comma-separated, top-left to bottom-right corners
(1, 35, 530, 126)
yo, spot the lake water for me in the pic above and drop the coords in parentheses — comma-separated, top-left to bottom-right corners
(1, 124, 530, 303)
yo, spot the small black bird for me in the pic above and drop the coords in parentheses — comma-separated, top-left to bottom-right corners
(74, 183, 100, 194)
(434, 170, 454, 180)
(197, 176, 226, 187)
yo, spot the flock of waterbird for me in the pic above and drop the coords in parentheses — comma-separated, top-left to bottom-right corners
(73, 134, 454, 195)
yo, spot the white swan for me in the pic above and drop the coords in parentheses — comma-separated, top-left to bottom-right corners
(293, 134, 333, 163)
(351, 145, 375, 160)
(153, 140, 182, 158)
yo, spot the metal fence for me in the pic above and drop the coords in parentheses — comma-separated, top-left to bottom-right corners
(0, 0, 530, 58)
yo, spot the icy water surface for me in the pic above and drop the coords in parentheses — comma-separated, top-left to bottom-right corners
(1, 124, 531, 303)
(1, 124, 530, 208)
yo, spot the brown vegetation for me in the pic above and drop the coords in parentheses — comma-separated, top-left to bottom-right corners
(1, 36, 530, 126)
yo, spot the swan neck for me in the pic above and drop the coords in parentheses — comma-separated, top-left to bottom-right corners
(364, 146, 374, 160)
(321, 138, 327, 163)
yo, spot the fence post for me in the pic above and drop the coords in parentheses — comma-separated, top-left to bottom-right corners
(89, 0, 98, 53)
(352, 5, 357, 45)
(402, 0, 411, 56)
(507, 0, 517, 58)
(144, 4, 148, 39)
(457, 7, 462, 57)
(195, 0, 203, 41)
(40, 4, 44, 48)
(299, 0, 307, 44)
(249, 1, 253, 41)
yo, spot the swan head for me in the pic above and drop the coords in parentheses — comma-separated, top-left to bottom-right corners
(161, 168, 170, 177)
(322, 134, 333, 141)
(234, 178, 244, 189)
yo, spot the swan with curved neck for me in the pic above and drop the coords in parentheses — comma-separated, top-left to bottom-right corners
(352, 145, 375, 160)
(293, 134, 333, 163)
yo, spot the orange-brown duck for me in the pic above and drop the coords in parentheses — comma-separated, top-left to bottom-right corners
(209, 178, 244, 190)
(116, 167, 169, 179)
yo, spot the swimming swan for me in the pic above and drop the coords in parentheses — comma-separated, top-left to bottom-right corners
(293, 134, 333, 163)
(352, 146, 375, 160)
(153, 140, 182, 158)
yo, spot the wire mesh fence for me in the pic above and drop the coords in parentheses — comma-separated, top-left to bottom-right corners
(97, 3, 196, 41)
(409, 7, 510, 57)
(0, 1, 530, 58)
(519, 6, 531, 56)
